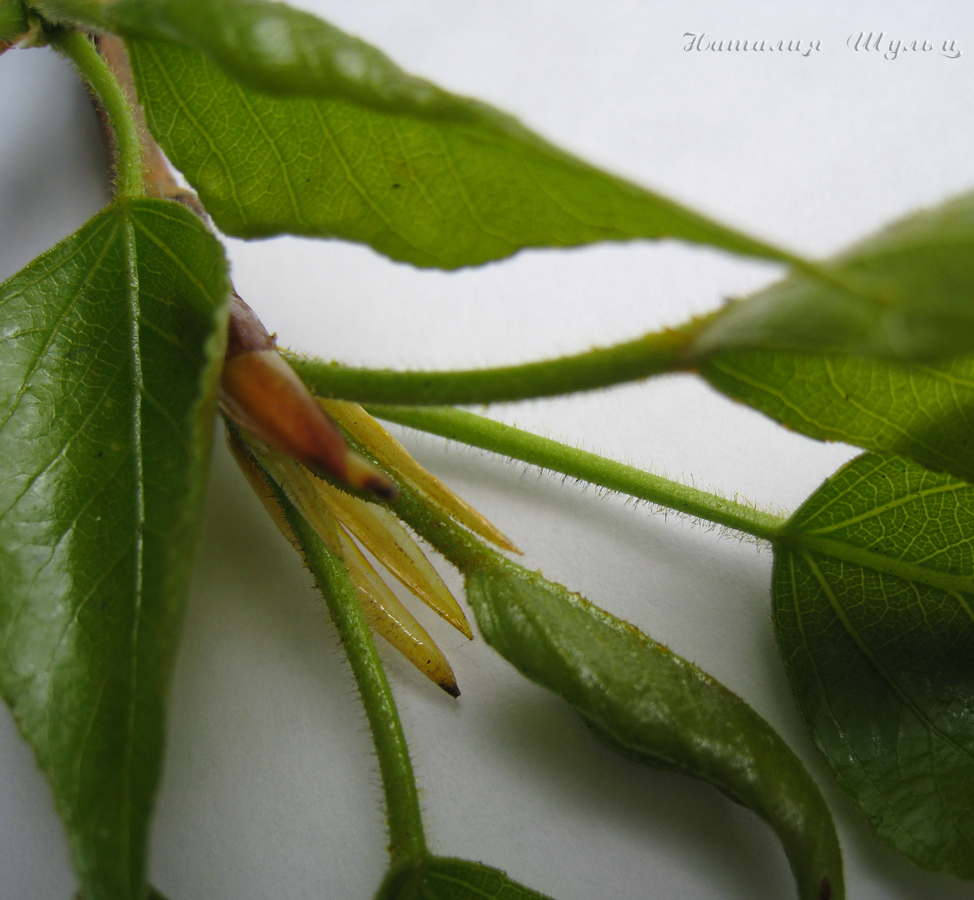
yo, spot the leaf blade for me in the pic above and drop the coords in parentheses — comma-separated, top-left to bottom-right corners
(0, 199, 229, 899)
(701, 350, 974, 484)
(689, 192, 974, 363)
(117, 31, 793, 268)
(689, 195, 974, 463)
(465, 557, 844, 900)
(773, 452, 974, 876)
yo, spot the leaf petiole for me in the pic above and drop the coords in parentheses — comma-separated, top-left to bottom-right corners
(258, 449, 428, 866)
(288, 325, 698, 406)
(367, 404, 787, 542)
(50, 26, 144, 199)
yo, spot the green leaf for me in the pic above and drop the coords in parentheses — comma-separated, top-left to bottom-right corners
(465, 557, 844, 900)
(701, 350, 974, 485)
(689, 193, 974, 362)
(39, 0, 496, 107)
(0, 199, 229, 900)
(773, 452, 974, 876)
(375, 855, 554, 900)
(110, 29, 795, 268)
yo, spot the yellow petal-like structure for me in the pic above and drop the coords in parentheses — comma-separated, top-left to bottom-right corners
(310, 477, 472, 638)
(227, 427, 459, 695)
(321, 399, 520, 553)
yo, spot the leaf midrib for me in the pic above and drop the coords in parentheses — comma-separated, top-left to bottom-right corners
(780, 533, 974, 604)
(120, 209, 145, 898)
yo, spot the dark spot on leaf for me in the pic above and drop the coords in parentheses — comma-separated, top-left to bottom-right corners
(95, 451, 104, 458)
(819, 875, 831, 900)
(391, 183, 401, 189)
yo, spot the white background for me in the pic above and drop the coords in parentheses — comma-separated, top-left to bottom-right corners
(3, 2, 974, 898)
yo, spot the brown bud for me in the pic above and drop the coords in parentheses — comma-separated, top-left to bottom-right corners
(221, 294, 396, 499)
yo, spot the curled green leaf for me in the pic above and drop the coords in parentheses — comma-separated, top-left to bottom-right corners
(376, 855, 554, 900)
(773, 452, 974, 876)
(0, 199, 229, 900)
(463, 557, 843, 900)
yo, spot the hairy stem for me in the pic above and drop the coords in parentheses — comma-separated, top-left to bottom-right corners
(0, 1, 28, 51)
(368, 405, 787, 542)
(51, 28, 144, 199)
(270, 466, 428, 864)
(288, 323, 700, 405)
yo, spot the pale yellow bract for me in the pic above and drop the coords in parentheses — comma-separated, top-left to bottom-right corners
(227, 402, 518, 697)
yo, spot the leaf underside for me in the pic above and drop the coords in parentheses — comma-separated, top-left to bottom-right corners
(25, 1, 974, 892)
(104, 0, 974, 374)
(689, 191, 974, 363)
(694, 196, 974, 467)
(774, 452, 974, 876)
(124, 34, 785, 269)
(465, 557, 843, 900)
(702, 350, 974, 485)
(0, 199, 228, 900)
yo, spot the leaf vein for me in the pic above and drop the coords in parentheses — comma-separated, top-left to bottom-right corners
(310, 104, 443, 263)
(139, 42, 247, 222)
(0, 220, 119, 435)
(802, 552, 974, 769)
(229, 81, 307, 227)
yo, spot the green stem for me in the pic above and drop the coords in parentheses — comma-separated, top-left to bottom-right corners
(51, 27, 144, 199)
(402, 475, 502, 573)
(0, 1, 28, 48)
(288, 324, 697, 406)
(269, 464, 428, 865)
(368, 405, 787, 542)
